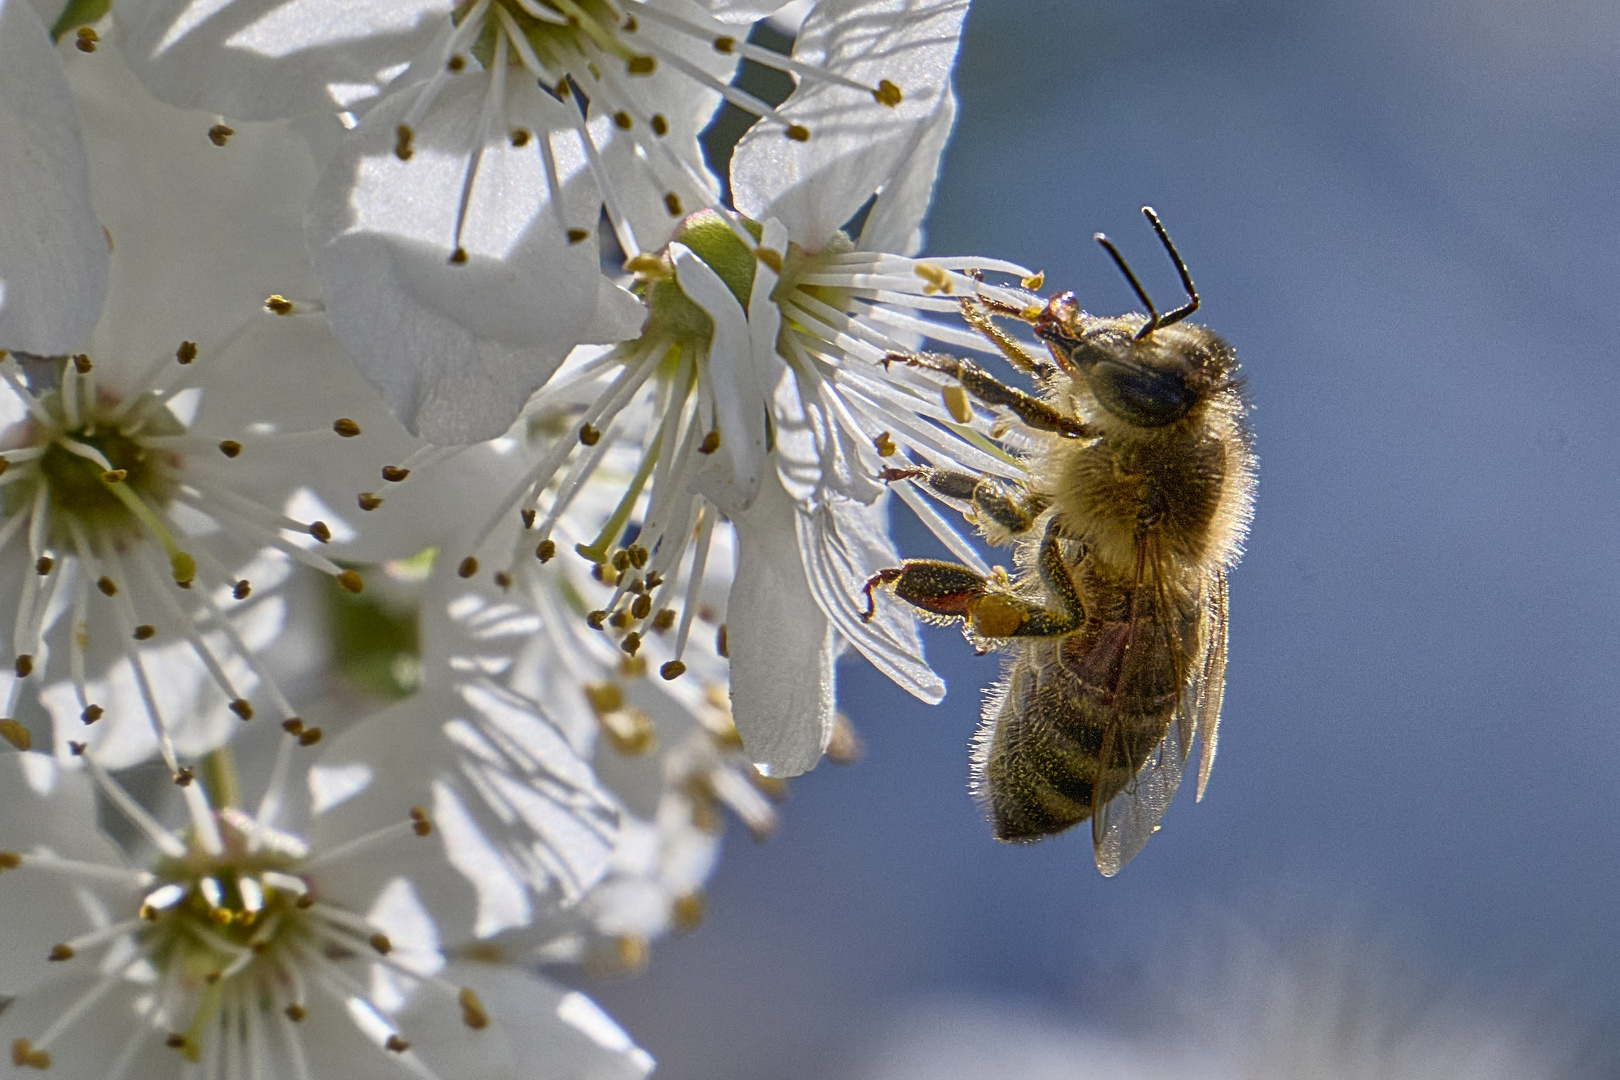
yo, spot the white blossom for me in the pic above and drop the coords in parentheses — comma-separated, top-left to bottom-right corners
(0, 31, 419, 771)
(0, 748, 652, 1079)
(113, 0, 954, 443)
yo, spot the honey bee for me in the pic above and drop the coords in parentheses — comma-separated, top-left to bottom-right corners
(862, 208, 1255, 875)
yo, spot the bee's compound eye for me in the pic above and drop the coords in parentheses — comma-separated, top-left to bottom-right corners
(1087, 360, 1197, 427)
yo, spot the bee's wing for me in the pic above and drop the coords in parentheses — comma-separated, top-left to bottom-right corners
(1093, 692, 1187, 877)
(1092, 567, 1226, 877)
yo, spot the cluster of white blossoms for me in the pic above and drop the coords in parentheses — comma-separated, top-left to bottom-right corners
(0, 0, 1056, 1073)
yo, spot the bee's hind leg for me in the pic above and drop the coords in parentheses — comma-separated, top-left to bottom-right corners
(862, 522, 1084, 641)
(880, 467, 1050, 536)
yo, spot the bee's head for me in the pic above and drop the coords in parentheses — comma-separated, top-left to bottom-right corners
(1035, 293, 1230, 428)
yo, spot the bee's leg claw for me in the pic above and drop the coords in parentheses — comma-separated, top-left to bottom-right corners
(861, 567, 906, 622)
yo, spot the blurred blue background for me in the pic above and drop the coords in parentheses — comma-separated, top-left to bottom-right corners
(590, 1, 1620, 1075)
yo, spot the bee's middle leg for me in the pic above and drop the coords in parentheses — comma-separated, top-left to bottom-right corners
(881, 467, 1049, 536)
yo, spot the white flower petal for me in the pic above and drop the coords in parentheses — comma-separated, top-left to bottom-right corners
(855, 82, 957, 256)
(730, 0, 968, 248)
(311, 687, 620, 942)
(67, 36, 326, 374)
(0, 970, 170, 1075)
(0, 0, 108, 354)
(726, 473, 836, 775)
(704, 0, 794, 23)
(309, 75, 643, 441)
(0, 753, 130, 995)
(418, 965, 655, 1080)
(796, 495, 944, 702)
(115, 0, 453, 119)
(672, 243, 767, 513)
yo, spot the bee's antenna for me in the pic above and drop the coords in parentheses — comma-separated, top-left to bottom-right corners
(1094, 207, 1201, 342)
(1093, 231, 1158, 335)
(1141, 207, 1199, 333)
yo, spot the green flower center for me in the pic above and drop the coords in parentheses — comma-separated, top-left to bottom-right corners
(2, 383, 183, 552)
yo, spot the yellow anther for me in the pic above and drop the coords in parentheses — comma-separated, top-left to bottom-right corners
(672, 891, 705, 931)
(410, 806, 432, 836)
(218, 440, 242, 457)
(134, 624, 157, 640)
(459, 987, 490, 1029)
(660, 659, 686, 681)
(0, 721, 30, 751)
(385, 1035, 410, 1053)
(535, 539, 557, 562)
(664, 192, 683, 216)
(81, 705, 103, 723)
(11, 1038, 50, 1069)
(48, 944, 73, 961)
(308, 521, 332, 543)
(336, 570, 364, 593)
(567, 228, 590, 244)
(14, 655, 32, 678)
(756, 247, 783, 274)
(873, 432, 897, 456)
(584, 682, 624, 717)
(358, 492, 383, 511)
(381, 465, 411, 482)
(510, 128, 531, 147)
(915, 262, 953, 294)
(873, 79, 902, 106)
(208, 124, 234, 146)
(457, 556, 479, 578)
(332, 418, 362, 437)
(369, 933, 392, 955)
(1021, 271, 1046, 290)
(785, 124, 810, 142)
(264, 295, 295, 315)
(943, 384, 973, 424)
(395, 124, 415, 160)
(625, 253, 667, 277)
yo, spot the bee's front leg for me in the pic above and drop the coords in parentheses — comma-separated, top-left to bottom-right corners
(883, 351, 1091, 438)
